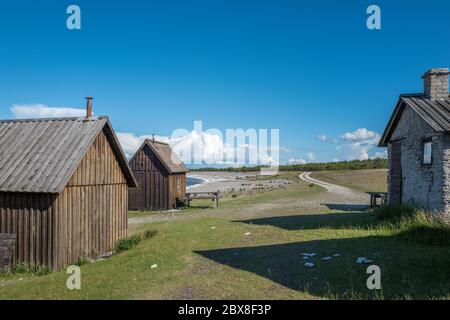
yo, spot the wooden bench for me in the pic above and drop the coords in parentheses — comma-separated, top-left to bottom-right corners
(185, 191, 220, 208)
(367, 192, 387, 208)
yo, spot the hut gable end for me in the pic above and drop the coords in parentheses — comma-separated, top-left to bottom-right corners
(68, 129, 127, 186)
(129, 144, 170, 175)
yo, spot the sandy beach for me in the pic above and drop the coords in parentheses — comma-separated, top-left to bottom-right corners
(186, 171, 296, 194)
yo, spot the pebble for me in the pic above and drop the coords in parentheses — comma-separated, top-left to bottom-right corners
(321, 256, 332, 261)
(304, 262, 315, 268)
(302, 253, 317, 257)
(151, 264, 158, 269)
(356, 257, 373, 264)
(244, 232, 251, 236)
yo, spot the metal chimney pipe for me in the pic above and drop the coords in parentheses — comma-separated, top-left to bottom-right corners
(85, 97, 93, 118)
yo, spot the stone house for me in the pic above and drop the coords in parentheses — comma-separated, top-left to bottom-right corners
(378, 68, 450, 213)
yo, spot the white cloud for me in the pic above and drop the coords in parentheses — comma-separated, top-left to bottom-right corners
(341, 128, 380, 143)
(336, 142, 372, 161)
(288, 158, 307, 165)
(373, 151, 388, 159)
(317, 134, 338, 144)
(11, 104, 86, 119)
(306, 152, 316, 162)
(337, 128, 382, 161)
(117, 131, 277, 166)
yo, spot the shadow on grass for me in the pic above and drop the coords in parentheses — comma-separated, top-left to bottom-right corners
(234, 212, 378, 230)
(199, 212, 450, 299)
(195, 235, 450, 299)
(323, 203, 370, 212)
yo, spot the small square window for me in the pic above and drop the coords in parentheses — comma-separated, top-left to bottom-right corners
(177, 177, 181, 190)
(423, 140, 432, 165)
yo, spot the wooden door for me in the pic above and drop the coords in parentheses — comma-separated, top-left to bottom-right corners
(389, 141, 402, 204)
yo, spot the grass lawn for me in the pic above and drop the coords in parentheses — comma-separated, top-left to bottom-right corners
(0, 170, 448, 300)
(311, 169, 388, 193)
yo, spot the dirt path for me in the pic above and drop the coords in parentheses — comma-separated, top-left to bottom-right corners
(129, 173, 369, 226)
(299, 172, 356, 197)
(298, 172, 367, 208)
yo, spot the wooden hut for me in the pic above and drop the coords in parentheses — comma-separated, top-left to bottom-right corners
(0, 99, 137, 270)
(128, 139, 188, 211)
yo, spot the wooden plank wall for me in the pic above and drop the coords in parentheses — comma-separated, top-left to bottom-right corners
(0, 129, 129, 270)
(54, 184, 128, 270)
(129, 145, 171, 210)
(57, 129, 129, 269)
(0, 192, 56, 268)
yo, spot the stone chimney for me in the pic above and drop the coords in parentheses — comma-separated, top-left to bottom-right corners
(422, 68, 449, 100)
(85, 97, 93, 117)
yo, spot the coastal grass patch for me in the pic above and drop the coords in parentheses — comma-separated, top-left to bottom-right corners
(129, 174, 324, 217)
(1, 171, 448, 300)
(373, 205, 450, 246)
(311, 169, 387, 193)
(1, 207, 449, 299)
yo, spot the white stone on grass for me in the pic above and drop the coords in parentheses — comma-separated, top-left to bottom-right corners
(304, 262, 315, 268)
(302, 253, 317, 257)
(356, 257, 373, 264)
(244, 232, 251, 236)
(151, 264, 158, 269)
(321, 256, 332, 261)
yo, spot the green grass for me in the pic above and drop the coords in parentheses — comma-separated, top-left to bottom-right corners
(373, 205, 450, 247)
(0, 170, 448, 300)
(312, 169, 388, 193)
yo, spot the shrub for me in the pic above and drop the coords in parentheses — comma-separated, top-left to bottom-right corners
(76, 256, 89, 266)
(115, 234, 142, 253)
(10, 263, 51, 276)
(10, 263, 29, 274)
(143, 230, 158, 240)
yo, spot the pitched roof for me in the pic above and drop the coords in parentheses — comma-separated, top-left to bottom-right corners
(130, 139, 189, 174)
(378, 94, 450, 147)
(0, 116, 137, 193)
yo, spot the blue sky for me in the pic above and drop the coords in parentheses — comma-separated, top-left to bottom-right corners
(1, 1, 449, 165)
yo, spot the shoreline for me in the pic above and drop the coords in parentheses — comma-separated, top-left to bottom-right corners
(186, 171, 295, 194)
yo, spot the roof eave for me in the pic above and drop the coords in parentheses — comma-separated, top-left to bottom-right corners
(378, 97, 406, 147)
(103, 118, 139, 188)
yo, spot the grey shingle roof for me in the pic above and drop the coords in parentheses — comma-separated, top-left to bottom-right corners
(130, 139, 188, 174)
(0, 116, 137, 193)
(378, 94, 450, 147)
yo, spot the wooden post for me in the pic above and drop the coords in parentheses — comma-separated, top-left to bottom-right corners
(214, 191, 219, 208)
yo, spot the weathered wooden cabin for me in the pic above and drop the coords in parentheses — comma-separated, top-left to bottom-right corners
(0, 100, 137, 270)
(129, 139, 188, 211)
(379, 68, 450, 213)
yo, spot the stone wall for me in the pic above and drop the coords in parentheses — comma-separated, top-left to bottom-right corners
(389, 105, 447, 212)
(442, 134, 450, 213)
(0, 233, 16, 273)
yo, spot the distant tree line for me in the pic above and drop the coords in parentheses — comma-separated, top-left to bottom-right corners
(189, 159, 387, 172)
